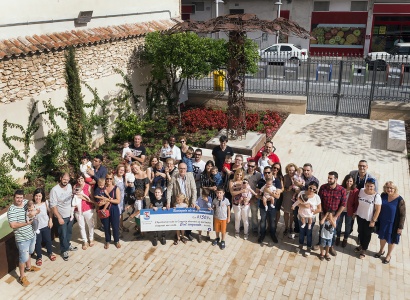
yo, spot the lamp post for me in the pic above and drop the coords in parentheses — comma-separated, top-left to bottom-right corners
(215, 0, 224, 39)
(275, 1, 282, 43)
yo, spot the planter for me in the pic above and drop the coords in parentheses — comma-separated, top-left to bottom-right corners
(0, 207, 18, 279)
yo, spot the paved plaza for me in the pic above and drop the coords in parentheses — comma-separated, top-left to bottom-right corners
(1, 114, 409, 299)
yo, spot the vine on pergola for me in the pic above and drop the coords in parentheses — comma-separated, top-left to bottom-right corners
(168, 14, 312, 139)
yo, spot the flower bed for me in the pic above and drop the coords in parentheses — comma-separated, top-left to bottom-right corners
(168, 108, 287, 140)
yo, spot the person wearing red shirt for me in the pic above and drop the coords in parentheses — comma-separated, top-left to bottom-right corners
(253, 141, 280, 165)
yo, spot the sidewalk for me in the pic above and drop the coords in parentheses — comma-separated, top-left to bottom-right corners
(1, 114, 409, 299)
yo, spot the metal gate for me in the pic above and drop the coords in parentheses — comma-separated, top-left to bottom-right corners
(306, 57, 410, 118)
(306, 58, 372, 118)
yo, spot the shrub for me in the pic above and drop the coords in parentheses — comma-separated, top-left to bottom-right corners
(112, 115, 155, 143)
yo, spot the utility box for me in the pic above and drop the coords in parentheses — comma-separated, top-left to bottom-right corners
(213, 70, 226, 91)
(316, 64, 332, 81)
(284, 62, 299, 80)
(386, 65, 404, 86)
(350, 64, 368, 85)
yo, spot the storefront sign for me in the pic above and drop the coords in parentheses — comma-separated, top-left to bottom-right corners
(311, 23, 365, 48)
(140, 208, 213, 232)
(379, 26, 386, 35)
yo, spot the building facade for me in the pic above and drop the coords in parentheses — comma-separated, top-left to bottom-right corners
(182, 0, 410, 55)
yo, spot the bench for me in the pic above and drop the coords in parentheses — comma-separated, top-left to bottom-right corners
(387, 119, 406, 152)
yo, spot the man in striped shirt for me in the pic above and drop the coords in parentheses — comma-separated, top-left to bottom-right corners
(8, 189, 40, 287)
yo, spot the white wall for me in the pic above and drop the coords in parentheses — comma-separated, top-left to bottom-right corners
(0, 0, 180, 39)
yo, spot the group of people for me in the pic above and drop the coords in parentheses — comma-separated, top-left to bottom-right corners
(7, 134, 406, 287)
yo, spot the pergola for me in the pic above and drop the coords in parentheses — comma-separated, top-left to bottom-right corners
(169, 14, 312, 139)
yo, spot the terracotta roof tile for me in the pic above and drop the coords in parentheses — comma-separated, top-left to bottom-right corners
(0, 19, 180, 59)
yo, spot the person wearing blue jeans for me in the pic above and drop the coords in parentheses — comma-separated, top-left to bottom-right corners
(57, 217, 74, 254)
(335, 212, 353, 245)
(50, 173, 77, 261)
(259, 205, 278, 243)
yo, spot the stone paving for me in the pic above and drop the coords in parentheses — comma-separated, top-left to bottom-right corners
(1, 114, 409, 299)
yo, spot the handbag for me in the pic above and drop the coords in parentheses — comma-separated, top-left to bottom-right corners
(98, 204, 111, 219)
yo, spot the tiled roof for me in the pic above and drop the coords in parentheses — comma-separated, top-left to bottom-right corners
(0, 19, 179, 60)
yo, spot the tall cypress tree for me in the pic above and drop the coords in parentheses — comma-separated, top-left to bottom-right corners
(64, 47, 88, 169)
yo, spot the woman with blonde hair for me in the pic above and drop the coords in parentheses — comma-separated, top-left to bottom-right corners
(229, 168, 250, 239)
(131, 161, 149, 208)
(374, 181, 406, 264)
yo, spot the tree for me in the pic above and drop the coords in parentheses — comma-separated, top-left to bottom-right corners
(142, 31, 258, 122)
(64, 47, 88, 169)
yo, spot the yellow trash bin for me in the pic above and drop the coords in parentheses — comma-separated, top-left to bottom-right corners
(213, 70, 226, 91)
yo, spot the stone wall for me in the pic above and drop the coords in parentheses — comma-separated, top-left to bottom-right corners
(370, 101, 410, 121)
(187, 90, 307, 115)
(0, 37, 144, 104)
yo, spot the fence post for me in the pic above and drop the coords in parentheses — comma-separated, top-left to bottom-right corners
(335, 60, 344, 115)
(368, 60, 378, 119)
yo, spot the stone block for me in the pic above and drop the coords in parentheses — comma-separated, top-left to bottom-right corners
(387, 119, 406, 152)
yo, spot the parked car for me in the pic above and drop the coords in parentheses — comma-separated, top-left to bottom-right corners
(259, 43, 308, 64)
(365, 42, 410, 70)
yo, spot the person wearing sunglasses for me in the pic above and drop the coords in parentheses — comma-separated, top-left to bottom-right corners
(244, 159, 262, 236)
(256, 166, 282, 244)
(292, 163, 320, 239)
(352, 177, 381, 260)
(318, 171, 347, 257)
(192, 149, 206, 198)
(295, 181, 322, 256)
(349, 160, 378, 192)
(179, 136, 189, 157)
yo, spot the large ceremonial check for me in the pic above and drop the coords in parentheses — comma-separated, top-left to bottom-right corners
(140, 208, 213, 232)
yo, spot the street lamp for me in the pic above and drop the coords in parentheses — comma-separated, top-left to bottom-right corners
(215, 0, 224, 39)
(275, 1, 282, 43)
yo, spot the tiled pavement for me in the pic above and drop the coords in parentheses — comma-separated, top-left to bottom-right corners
(1, 114, 409, 299)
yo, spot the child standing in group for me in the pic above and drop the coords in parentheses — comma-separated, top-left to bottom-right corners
(292, 167, 305, 200)
(160, 139, 172, 162)
(195, 190, 212, 242)
(211, 167, 223, 187)
(260, 178, 277, 211)
(319, 211, 336, 261)
(258, 151, 270, 175)
(79, 154, 93, 184)
(212, 188, 231, 249)
(292, 193, 314, 229)
(182, 147, 194, 172)
(26, 200, 40, 234)
(173, 194, 189, 245)
(150, 188, 167, 246)
(128, 189, 145, 239)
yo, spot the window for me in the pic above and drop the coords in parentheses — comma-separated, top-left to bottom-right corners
(266, 46, 278, 52)
(313, 1, 330, 11)
(229, 9, 244, 14)
(192, 2, 205, 12)
(280, 45, 293, 52)
(351, 1, 367, 11)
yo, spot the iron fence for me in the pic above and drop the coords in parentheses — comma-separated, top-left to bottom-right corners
(188, 52, 410, 117)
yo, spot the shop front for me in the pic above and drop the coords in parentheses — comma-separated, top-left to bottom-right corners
(310, 11, 368, 56)
(370, 3, 410, 52)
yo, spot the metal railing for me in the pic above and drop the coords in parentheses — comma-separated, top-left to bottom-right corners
(188, 52, 410, 103)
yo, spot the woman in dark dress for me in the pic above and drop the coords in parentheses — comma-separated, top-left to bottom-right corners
(272, 162, 284, 228)
(374, 181, 406, 264)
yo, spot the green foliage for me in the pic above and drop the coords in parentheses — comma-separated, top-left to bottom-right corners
(2, 100, 45, 171)
(114, 68, 141, 115)
(64, 47, 88, 169)
(112, 114, 155, 143)
(0, 154, 20, 200)
(84, 83, 111, 144)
